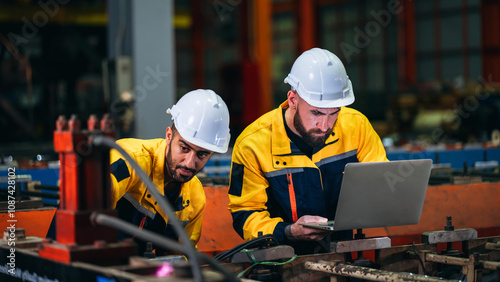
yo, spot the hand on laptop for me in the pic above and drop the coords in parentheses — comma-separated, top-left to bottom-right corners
(285, 215, 332, 241)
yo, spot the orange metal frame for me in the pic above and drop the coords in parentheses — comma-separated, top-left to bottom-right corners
(8, 182, 500, 257)
(37, 115, 136, 264)
(0, 208, 55, 238)
(198, 182, 500, 254)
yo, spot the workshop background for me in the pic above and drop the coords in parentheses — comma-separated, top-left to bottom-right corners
(2, 0, 500, 156)
(1, 0, 500, 273)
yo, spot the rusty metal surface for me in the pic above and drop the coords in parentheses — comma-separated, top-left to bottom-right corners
(422, 228, 478, 244)
(377, 244, 438, 274)
(277, 252, 345, 282)
(426, 253, 500, 271)
(1, 243, 228, 281)
(304, 261, 459, 282)
(37, 239, 138, 265)
(485, 242, 500, 250)
(230, 245, 295, 264)
(426, 253, 470, 266)
(39, 115, 137, 264)
(0, 230, 43, 249)
(331, 237, 391, 253)
(468, 236, 500, 258)
(482, 260, 500, 270)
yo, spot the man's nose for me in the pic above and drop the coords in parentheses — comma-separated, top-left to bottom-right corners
(185, 151, 197, 169)
(317, 117, 329, 132)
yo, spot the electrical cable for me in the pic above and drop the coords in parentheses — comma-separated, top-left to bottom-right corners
(214, 234, 279, 262)
(93, 213, 185, 253)
(92, 213, 238, 282)
(91, 136, 203, 281)
(415, 252, 426, 276)
(236, 249, 297, 278)
(407, 242, 426, 275)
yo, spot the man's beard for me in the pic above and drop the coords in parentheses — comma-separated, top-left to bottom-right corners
(166, 146, 197, 183)
(293, 108, 333, 148)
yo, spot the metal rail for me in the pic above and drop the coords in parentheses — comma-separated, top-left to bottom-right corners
(20, 190, 59, 199)
(304, 261, 456, 282)
(485, 242, 500, 251)
(426, 253, 500, 271)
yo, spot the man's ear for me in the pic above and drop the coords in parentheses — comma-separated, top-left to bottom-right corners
(287, 90, 298, 109)
(165, 126, 173, 143)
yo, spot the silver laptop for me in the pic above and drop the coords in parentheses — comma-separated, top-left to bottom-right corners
(300, 159, 433, 231)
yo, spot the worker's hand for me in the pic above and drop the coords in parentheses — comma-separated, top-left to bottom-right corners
(285, 215, 332, 241)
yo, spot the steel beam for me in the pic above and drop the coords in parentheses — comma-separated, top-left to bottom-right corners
(305, 261, 456, 282)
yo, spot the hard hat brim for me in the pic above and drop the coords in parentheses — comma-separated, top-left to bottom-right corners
(178, 130, 230, 154)
(301, 89, 355, 108)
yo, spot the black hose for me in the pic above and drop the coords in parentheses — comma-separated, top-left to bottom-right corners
(33, 185, 60, 191)
(407, 243, 426, 276)
(91, 136, 202, 281)
(92, 213, 238, 282)
(214, 234, 279, 262)
(93, 213, 185, 253)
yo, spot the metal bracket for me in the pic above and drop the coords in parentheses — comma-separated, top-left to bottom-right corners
(422, 228, 478, 244)
(330, 237, 391, 253)
(230, 245, 295, 264)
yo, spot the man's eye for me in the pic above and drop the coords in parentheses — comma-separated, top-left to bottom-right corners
(180, 146, 189, 151)
(198, 152, 209, 158)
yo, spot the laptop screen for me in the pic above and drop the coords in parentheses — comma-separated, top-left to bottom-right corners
(332, 159, 432, 231)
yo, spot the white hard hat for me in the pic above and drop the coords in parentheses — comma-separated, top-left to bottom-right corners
(284, 48, 355, 108)
(167, 89, 230, 154)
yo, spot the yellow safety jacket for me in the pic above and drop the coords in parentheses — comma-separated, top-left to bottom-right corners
(228, 101, 388, 248)
(110, 138, 205, 250)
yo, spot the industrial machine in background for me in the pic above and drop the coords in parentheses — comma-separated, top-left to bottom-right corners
(1, 114, 500, 281)
(0, 114, 240, 281)
(218, 217, 500, 282)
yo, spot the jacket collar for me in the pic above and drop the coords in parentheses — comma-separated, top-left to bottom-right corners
(152, 139, 167, 197)
(271, 101, 293, 156)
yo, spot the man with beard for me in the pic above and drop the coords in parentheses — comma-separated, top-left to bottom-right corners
(110, 89, 230, 255)
(228, 48, 388, 255)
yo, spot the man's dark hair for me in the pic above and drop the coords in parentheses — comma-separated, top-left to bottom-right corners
(171, 123, 178, 138)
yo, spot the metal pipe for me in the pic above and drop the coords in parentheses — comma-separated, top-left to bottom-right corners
(485, 242, 500, 250)
(426, 253, 469, 266)
(21, 191, 59, 199)
(33, 185, 60, 191)
(427, 253, 500, 271)
(93, 213, 239, 282)
(482, 260, 500, 270)
(304, 261, 454, 282)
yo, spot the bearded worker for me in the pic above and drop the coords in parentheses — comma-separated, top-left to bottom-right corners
(110, 89, 230, 255)
(228, 48, 388, 255)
